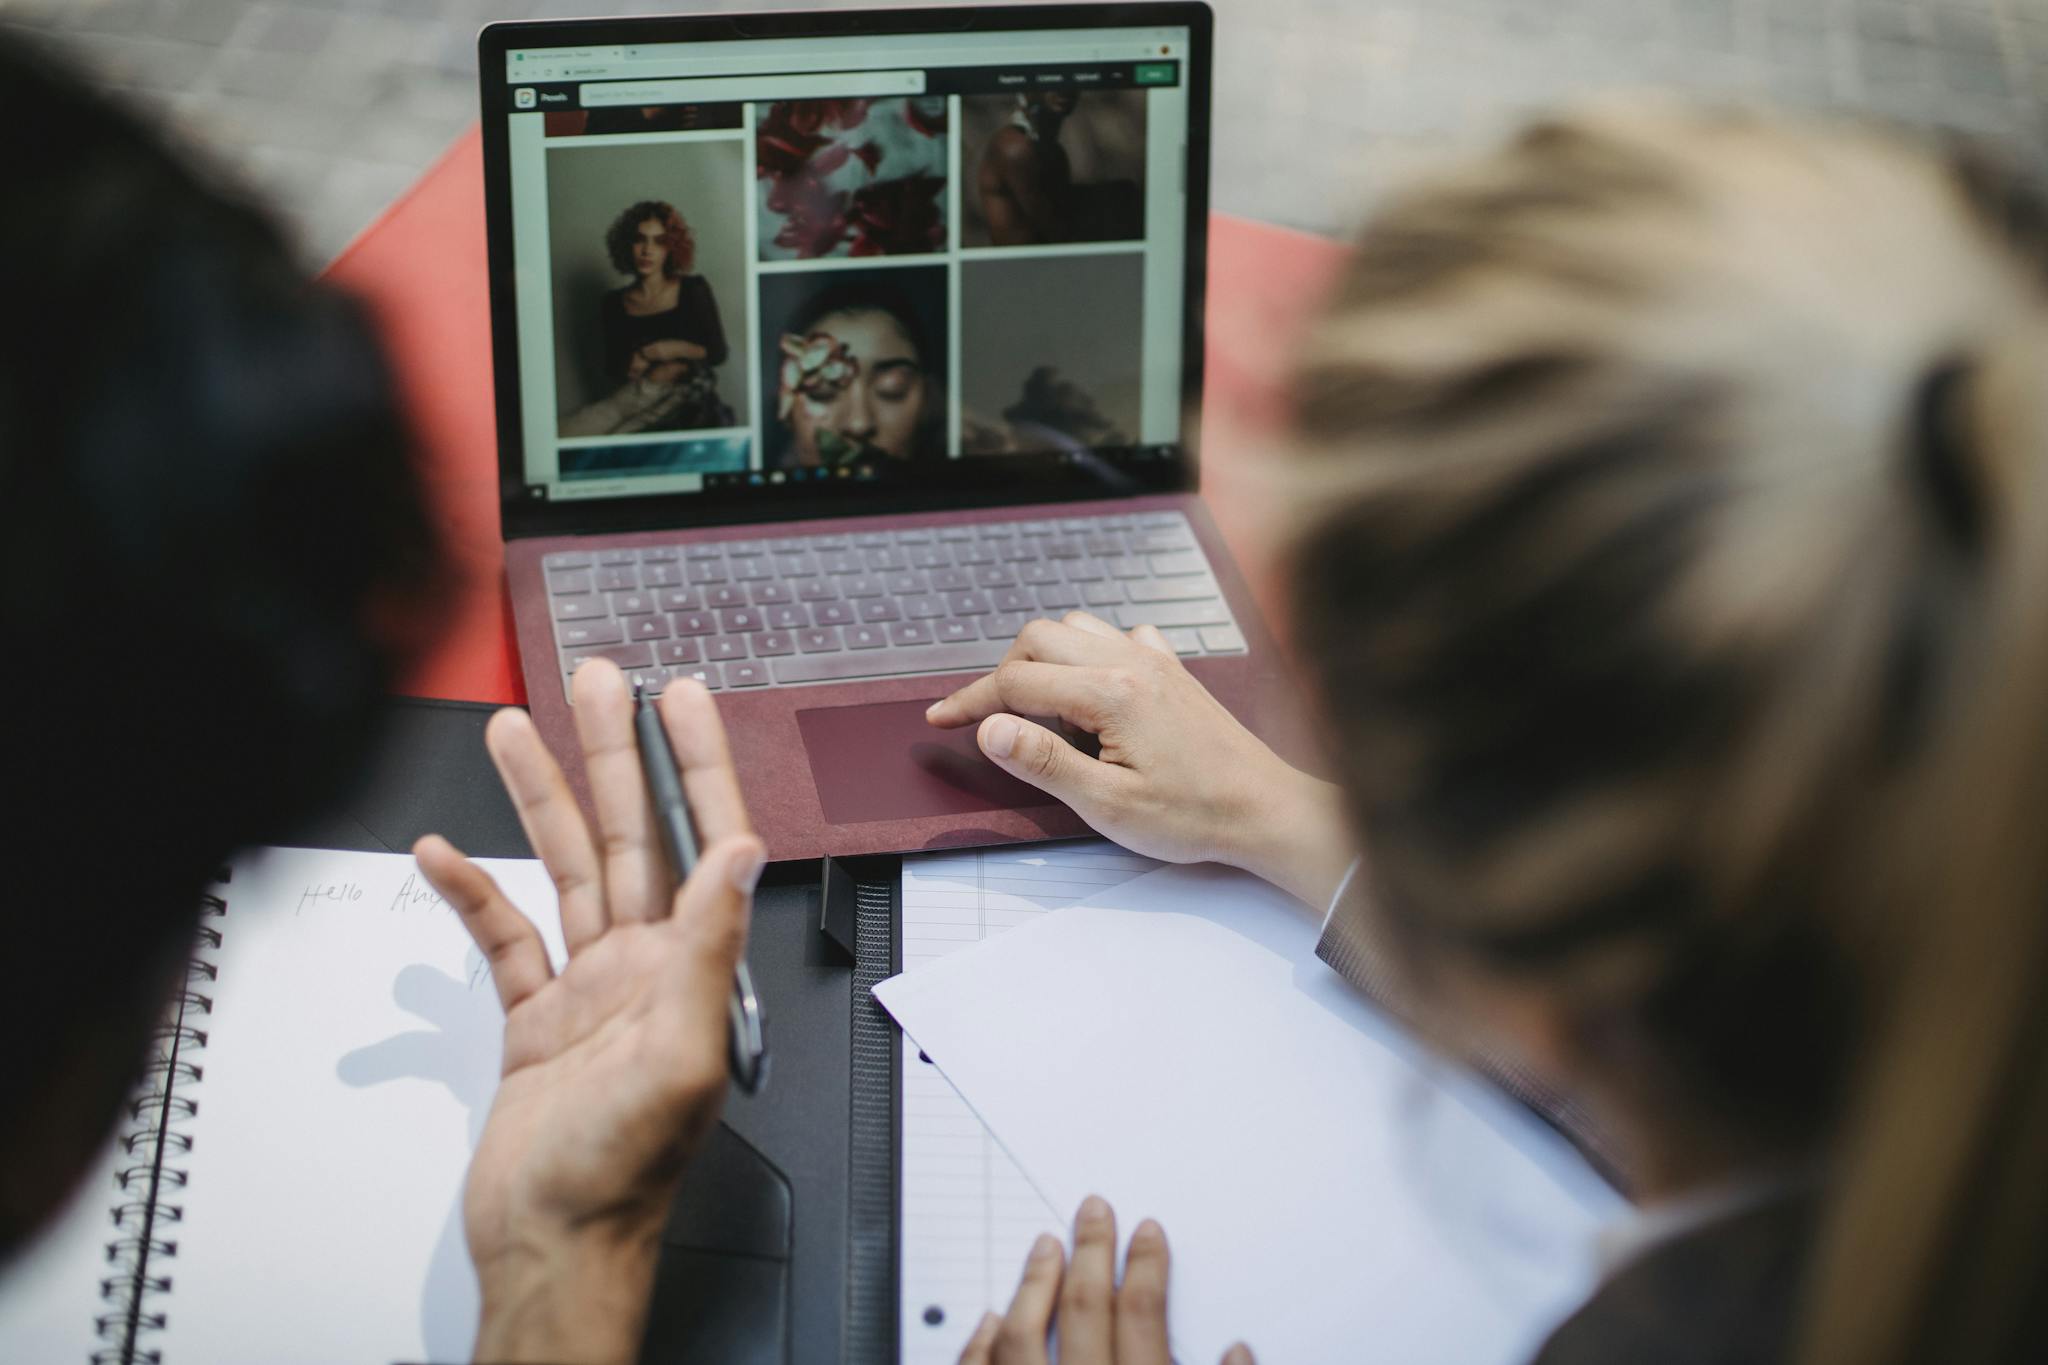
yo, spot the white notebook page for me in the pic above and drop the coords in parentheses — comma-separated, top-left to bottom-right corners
(897, 840, 1159, 1365)
(165, 847, 559, 1365)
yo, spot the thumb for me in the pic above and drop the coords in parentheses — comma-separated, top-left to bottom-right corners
(978, 713, 1104, 810)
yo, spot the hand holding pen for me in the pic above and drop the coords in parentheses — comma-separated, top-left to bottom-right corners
(412, 660, 766, 1364)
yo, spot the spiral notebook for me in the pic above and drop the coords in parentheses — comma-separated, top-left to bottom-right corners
(0, 847, 564, 1365)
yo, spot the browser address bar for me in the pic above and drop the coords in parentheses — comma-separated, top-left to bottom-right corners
(580, 70, 925, 106)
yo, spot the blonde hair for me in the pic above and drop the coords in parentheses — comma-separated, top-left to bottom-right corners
(1283, 103, 2048, 1364)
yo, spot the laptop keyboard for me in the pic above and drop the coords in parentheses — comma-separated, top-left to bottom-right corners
(541, 511, 1247, 699)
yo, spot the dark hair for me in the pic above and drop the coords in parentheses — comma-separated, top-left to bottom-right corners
(788, 278, 933, 366)
(0, 34, 441, 1257)
(1284, 106, 2048, 1365)
(605, 200, 696, 277)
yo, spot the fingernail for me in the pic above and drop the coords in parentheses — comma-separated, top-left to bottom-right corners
(1030, 1233, 1060, 1262)
(1132, 1218, 1164, 1248)
(983, 715, 1019, 758)
(1077, 1194, 1110, 1224)
(730, 844, 766, 895)
(1223, 1344, 1255, 1365)
(925, 698, 946, 719)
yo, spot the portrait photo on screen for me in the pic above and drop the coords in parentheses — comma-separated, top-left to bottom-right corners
(758, 266, 948, 470)
(546, 139, 749, 439)
(755, 97, 949, 260)
(960, 90, 1146, 248)
(960, 253, 1143, 455)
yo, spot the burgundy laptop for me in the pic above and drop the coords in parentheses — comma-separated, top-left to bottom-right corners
(480, 3, 1302, 862)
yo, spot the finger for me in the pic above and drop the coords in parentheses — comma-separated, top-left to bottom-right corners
(1058, 1196, 1118, 1365)
(658, 678, 754, 851)
(930, 659, 1123, 734)
(994, 1234, 1063, 1365)
(956, 1312, 1001, 1365)
(483, 704, 609, 954)
(413, 835, 554, 1012)
(977, 712, 1122, 816)
(1221, 1345, 1258, 1365)
(926, 621, 1128, 727)
(571, 658, 666, 924)
(659, 830, 765, 986)
(1128, 623, 1175, 657)
(1114, 1219, 1172, 1365)
(1062, 610, 1123, 640)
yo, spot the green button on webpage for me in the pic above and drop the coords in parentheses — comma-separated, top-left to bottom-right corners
(1135, 62, 1175, 85)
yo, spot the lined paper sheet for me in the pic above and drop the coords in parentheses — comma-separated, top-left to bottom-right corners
(898, 840, 1159, 1364)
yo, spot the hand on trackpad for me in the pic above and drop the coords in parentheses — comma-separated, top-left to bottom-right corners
(795, 698, 1062, 824)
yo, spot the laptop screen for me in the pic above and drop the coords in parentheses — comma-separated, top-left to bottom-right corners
(493, 17, 1198, 513)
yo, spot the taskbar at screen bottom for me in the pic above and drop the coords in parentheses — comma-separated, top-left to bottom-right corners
(525, 443, 1193, 510)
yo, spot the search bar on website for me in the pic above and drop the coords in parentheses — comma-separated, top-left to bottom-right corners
(580, 70, 926, 106)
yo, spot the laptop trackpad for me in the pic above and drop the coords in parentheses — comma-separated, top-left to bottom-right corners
(796, 698, 1059, 824)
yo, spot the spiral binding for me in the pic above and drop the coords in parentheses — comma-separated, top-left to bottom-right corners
(92, 879, 228, 1365)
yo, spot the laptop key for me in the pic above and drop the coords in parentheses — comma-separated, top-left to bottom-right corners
(992, 588, 1034, 613)
(725, 661, 770, 687)
(750, 581, 793, 606)
(658, 639, 702, 666)
(683, 542, 724, 560)
(903, 594, 947, 619)
(1035, 584, 1082, 612)
(947, 591, 992, 615)
(1162, 627, 1204, 656)
(930, 568, 972, 592)
(706, 585, 746, 608)
(815, 602, 855, 626)
(1126, 577, 1221, 603)
(976, 565, 1019, 589)
(846, 624, 888, 649)
(611, 590, 655, 616)
(553, 596, 604, 621)
(705, 635, 749, 663)
(1116, 600, 1231, 629)
(1132, 531, 1195, 554)
(595, 565, 637, 592)
(1019, 562, 1060, 585)
(641, 545, 680, 563)
(597, 548, 638, 566)
(1136, 512, 1185, 528)
(558, 619, 624, 648)
(910, 546, 950, 569)
(798, 627, 843, 653)
(1084, 583, 1125, 607)
(718, 607, 762, 633)
(641, 562, 683, 587)
(548, 569, 594, 595)
(955, 543, 994, 565)
(544, 550, 594, 571)
(935, 620, 976, 643)
(689, 561, 729, 584)
(797, 579, 839, 602)
(1148, 551, 1207, 577)
(820, 551, 860, 575)
(938, 526, 974, 542)
(981, 612, 1030, 641)
(676, 663, 723, 690)
(673, 612, 716, 636)
(890, 621, 932, 646)
(859, 599, 901, 624)
(1200, 624, 1249, 654)
(999, 542, 1038, 563)
(771, 639, 1009, 685)
(565, 643, 654, 671)
(885, 571, 926, 594)
(659, 587, 703, 612)
(1107, 556, 1148, 579)
(841, 575, 885, 598)
(753, 632, 795, 657)
(1063, 559, 1106, 582)
(767, 604, 807, 630)
(627, 615, 671, 641)
(732, 556, 771, 581)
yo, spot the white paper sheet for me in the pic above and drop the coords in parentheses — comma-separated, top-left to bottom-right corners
(897, 840, 1160, 1364)
(878, 861, 1624, 1365)
(0, 847, 562, 1365)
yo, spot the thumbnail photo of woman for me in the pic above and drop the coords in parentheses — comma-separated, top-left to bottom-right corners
(758, 268, 947, 469)
(961, 89, 1146, 247)
(755, 96, 949, 259)
(547, 140, 748, 439)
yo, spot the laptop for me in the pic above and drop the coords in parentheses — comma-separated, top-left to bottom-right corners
(480, 2, 1305, 862)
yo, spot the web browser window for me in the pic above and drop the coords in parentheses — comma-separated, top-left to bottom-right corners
(501, 25, 1193, 503)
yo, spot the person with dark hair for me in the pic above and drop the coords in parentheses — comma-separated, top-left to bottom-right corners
(559, 198, 731, 437)
(0, 34, 764, 1365)
(772, 278, 941, 467)
(929, 107, 2048, 1365)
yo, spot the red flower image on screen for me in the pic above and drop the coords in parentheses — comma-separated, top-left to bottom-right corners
(756, 97, 949, 259)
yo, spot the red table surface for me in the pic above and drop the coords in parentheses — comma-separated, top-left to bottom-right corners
(322, 127, 1350, 708)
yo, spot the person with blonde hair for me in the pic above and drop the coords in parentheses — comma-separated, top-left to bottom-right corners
(921, 104, 2048, 1364)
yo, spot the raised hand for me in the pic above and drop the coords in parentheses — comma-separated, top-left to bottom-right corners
(415, 661, 764, 1365)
